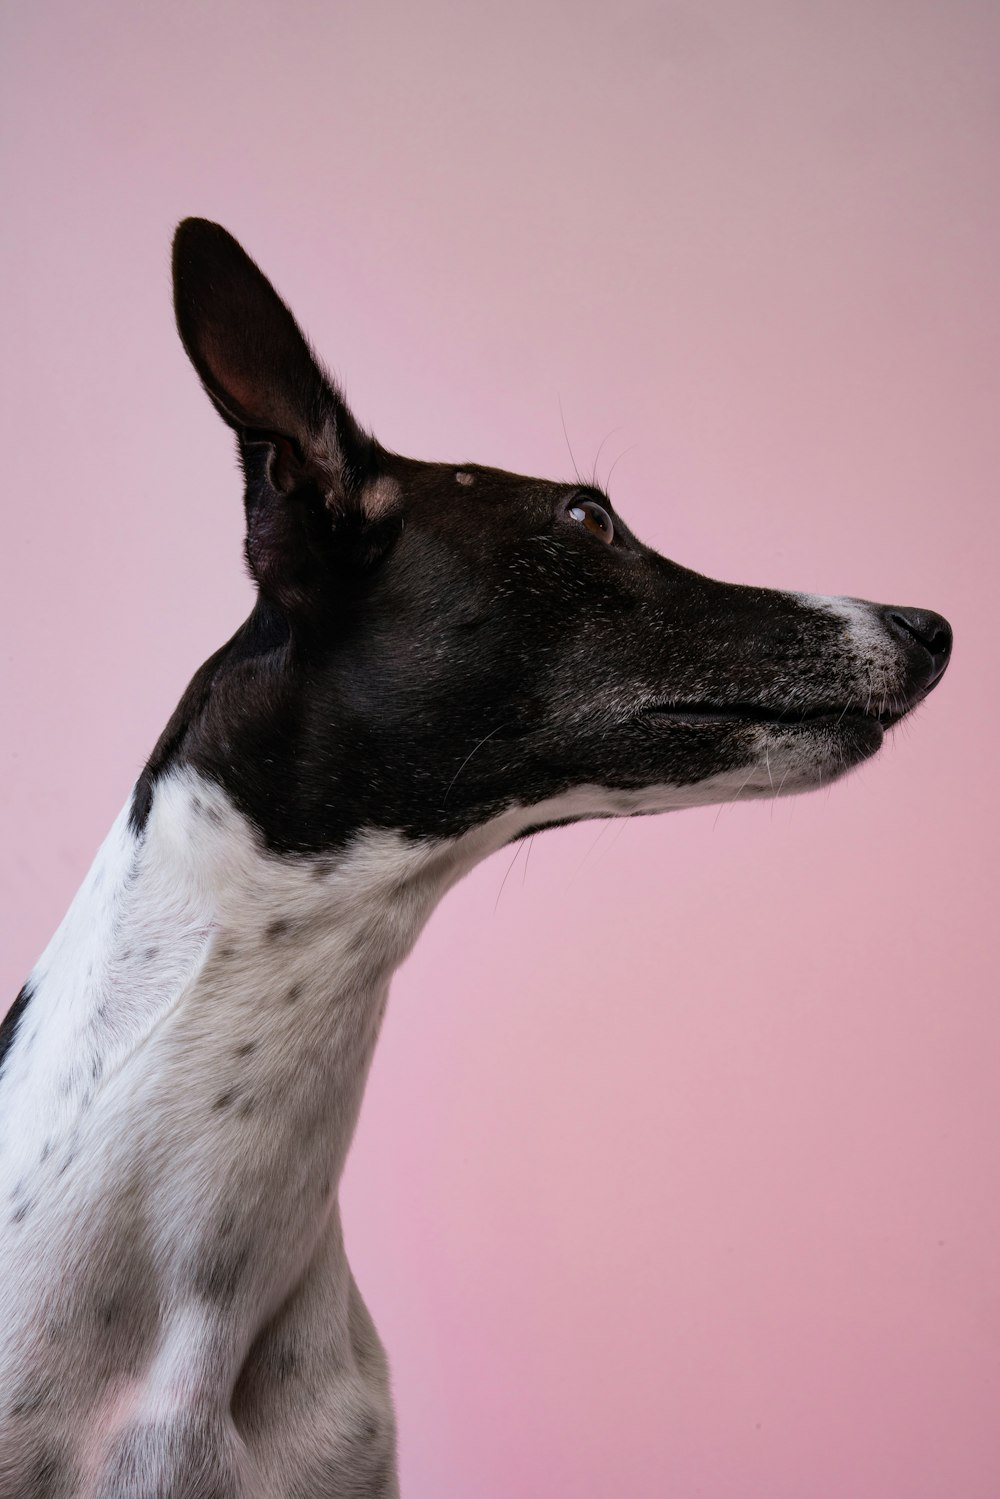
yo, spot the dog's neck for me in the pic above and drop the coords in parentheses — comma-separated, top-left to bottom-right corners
(6, 767, 697, 1221)
(8, 771, 495, 1202)
(2, 763, 638, 1344)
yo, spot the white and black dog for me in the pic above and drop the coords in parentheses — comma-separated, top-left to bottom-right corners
(0, 220, 951, 1499)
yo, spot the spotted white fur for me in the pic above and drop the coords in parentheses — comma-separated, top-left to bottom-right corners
(0, 689, 870, 1499)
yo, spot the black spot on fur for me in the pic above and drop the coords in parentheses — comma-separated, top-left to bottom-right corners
(266, 918, 289, 940)
(286, 982, 302, 1004)
(213, 1089, 236, 1111)
(10, 1378, 50, 1418)
(0, 981, 33, 1075)
(236, 1331, 300, 1399)
(234, 1040, 256, 1057)
(28, 1445, 71, 1498)
(12, 1199, 32, 1224)
(271, 1341, 299, 1381)
(192, 1241, 249, 1303)
(217, 944, 236, 961)
(95, 1416, 242, 1499)
(96, 1294, 122, 1327)
(217, 1205, 238, 1239)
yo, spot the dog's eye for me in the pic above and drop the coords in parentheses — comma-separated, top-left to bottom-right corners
(567, 498, 614, 544)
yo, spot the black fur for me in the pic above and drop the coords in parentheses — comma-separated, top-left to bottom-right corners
(124, 220, 951, 862)
(0, 982, 33, 1077)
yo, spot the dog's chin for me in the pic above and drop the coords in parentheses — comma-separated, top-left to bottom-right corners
(640, 701, 895, 796)
(743, 712, 887, 797)
(768, 709, 886, 755)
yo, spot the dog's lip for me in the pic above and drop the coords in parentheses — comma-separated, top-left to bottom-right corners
(639, 701, 900, 729)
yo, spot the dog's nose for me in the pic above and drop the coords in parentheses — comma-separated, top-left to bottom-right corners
(884, 606, 953, 688)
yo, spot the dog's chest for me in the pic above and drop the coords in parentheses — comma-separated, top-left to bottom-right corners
(0, 771, 460, 1494)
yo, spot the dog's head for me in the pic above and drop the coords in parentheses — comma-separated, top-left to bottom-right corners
(137, 219, 951, 853)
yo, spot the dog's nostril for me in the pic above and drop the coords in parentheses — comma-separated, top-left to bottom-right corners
(885, 607, 953, 682)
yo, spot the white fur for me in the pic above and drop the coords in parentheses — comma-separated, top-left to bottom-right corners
(1, 760, 778, 1497)
(797, 592, 904, 712)
(0, 711, 876, 1496)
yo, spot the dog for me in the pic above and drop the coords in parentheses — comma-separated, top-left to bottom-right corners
(0, 219, 952, 1498)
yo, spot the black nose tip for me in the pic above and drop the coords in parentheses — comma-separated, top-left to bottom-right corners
(885, 607, 953, 686)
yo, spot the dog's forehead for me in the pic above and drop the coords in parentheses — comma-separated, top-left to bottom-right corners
(377, 452, 575, 516)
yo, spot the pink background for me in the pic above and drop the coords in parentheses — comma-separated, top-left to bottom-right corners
(2, 3, 998, 1494)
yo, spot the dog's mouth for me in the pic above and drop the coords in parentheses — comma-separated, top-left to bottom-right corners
(639, 700, 907, 730)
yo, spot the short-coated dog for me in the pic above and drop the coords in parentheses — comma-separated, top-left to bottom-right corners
(0, 220, 952, 1498)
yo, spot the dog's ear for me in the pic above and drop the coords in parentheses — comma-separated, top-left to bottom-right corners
(172, 218, 389, 611)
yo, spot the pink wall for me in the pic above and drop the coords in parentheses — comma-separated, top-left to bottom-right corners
(2, 3, 998, 1494)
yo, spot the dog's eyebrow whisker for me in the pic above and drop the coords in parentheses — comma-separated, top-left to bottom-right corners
(605, 442, 639, 491)
(557, 394, 585, 486)
(590, 425, 625, 491)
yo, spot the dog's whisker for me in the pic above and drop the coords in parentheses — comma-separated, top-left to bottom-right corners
(557, 395, 585, 486)
(590, 425, 625, 491)
(521, 832, 536, 886)
(570, 817, 615, 885)
(442, 725, 510, 805)
(605, 441, 638, 491)
(494, 841, 526, 913)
